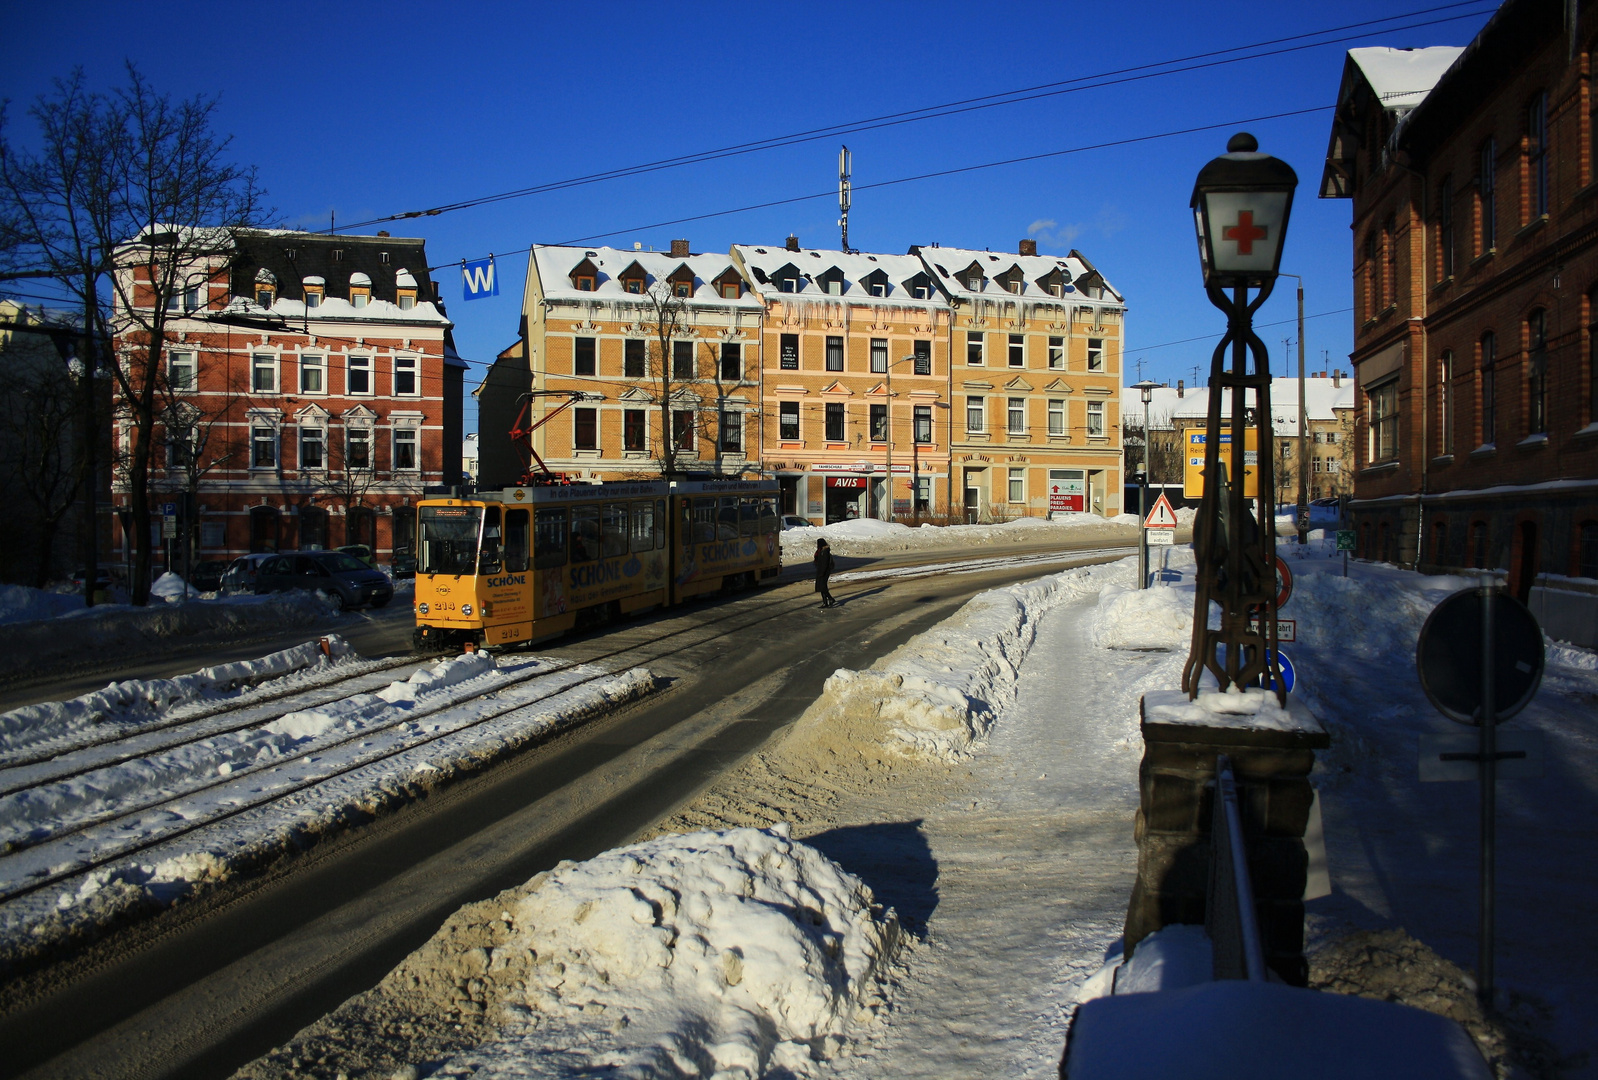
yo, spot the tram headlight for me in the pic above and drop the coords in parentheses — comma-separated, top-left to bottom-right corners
(461, 603, 474, 617)
(417, 602, 430, 614)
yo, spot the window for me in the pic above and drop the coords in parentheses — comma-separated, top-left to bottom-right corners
(574, 407, 597, 450)
(1528, 92, 1548, 220)
(1007, 278, 1022, 295)
(505, 508, 530, 573)
(672, 340, 694, 380)
(300, 354, 324, 394)
(967, 331, 984, 366)
(629, 501, 655, 553)
(347, 426, 372, 470)
(169, 351, 196, 391)
(1008, 396, 1026, 435)
(1369, 377, 1399, 461)
(1480, 332, 1497, 444)
(779, 277, 797, 293)
(1048, 398, 1065, 435)
(672, 409, 694, 451)
(720, 280, 740, 299)
(1008, 334, 1025, 367)
(825, 402, 845, 442)
(252, 353, 276, 393)
(914, 340, 931, 375)
(1364, 231, 1380, 314)
(870, 403, 887, 442)
(1479, 138, 1497, 253)
(394, 354, 417, 396)
(574, 275, 595, 292)
(913, 284, 931, 300)
(624, 409, 646, 451)
(780, 401, 800, 441)
(574, 337, 596, 377)
(915, 476, 932, 511)
(914, 404, 931, 444)
(622, 277, 643, 294)
(1313, 457, 1324, 474)
(305, 287, 322, 309)
(166, 285, 201, 312)
(1087, 400, 1104, 436)
(871, 338, 888, 374)
(719, 410, 742, 452)
(1282, 442, 1293, 459)
(1527, 308, 1548, 435)
(331, 249, 344, 262)
(252, 425, 276, 468)
(870, 281, 886, 297)
(824, 277, 842, 295)
(720, 342, 741, 382)
(1008, 468, 1025, 503)
(1580, 521, 1598, 578)
(393, 427, 418, 471)
(673, 280, 691, 298)
(625, 339, 645, 378)
(1439, 176, 1455, 280)
(398, 291, 416, 310)
(1439, 350, 1454, 454)
(1326, 430, 1340, 444)
(780, 334, 799, 371)
(348, 354, 372, 395)
(826, 336, 844, 372)
(351, 290, 369, 309)
(300, 425, 324, 470)
(967, 396, 985, 433)
(1087, 338, 1105, 372)
(1048, 336, 1064, 369)
(256, 286, 274, 307)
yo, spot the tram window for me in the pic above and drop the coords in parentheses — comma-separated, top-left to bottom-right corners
(718, 496, 740, 540)
(534, 508, 567, 569)
(504, 508, 530, 573)
(693, 498, 717, 542)
(602, 503, 629, 558)
(656, 499, 666, 549)
(631, 501, 654, 553)
(758, 498, 779, 533)
(570, 506, 601, 563)
(479, 506, 503, 574)
(420, 505, 482, 576)
(739, 498, 759, 537)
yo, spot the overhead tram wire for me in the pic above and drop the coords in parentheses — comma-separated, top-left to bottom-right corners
(348, 1, 1496, 233)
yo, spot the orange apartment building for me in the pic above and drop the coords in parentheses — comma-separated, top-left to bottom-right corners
(732, 238, 953, 521)
(111, 229, 464, 567)
(919, 241, 1126, 519)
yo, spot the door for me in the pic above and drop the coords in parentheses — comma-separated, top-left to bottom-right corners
(1089, 469, 1106, 516)
(963, 468, 985, 523)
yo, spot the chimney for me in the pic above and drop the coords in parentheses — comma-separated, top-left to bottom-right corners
(1333, 368, 1342, 388)
(670, 239, 690, 257)
(785, 234, 800, 252)
(1019, 238, 1038, 257)
(1177, 379, 1185, 398)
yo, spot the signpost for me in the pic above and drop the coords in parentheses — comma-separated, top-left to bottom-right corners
(1415, 584, 1546, 1008)
(1336, 529, 1355, 577)
(1142, 493, 1178, 589)
(1182, 428, 1260, 498)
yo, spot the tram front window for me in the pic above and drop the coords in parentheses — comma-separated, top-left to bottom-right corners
(479, 506, 502, 574)
(420, 506, 483, 576)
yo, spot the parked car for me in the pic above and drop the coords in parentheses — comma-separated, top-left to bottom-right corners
(220, 552, 279, 596)
(337, 544, 378, 568)
(389, 552, 417, 579)
(780, 515, 812, 531)
(253, 550, 394, 610)
(70, 567, 116, 591)
(190, 560, 230, 593)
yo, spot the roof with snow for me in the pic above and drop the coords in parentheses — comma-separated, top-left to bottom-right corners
(732, 244, 943, 307)
(914, 245, 1121, 307)
(531, 245, 764, 309)
(1122, 376, 1355, 436)
(1321, 46, 1465, 198)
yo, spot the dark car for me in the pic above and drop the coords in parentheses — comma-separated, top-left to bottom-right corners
(220, 552, 278, 596)
(190, 560, 230, 593)
(389, 552, 417, 580)
(70, 567, 116, 591)
(253, 550, 394, 611)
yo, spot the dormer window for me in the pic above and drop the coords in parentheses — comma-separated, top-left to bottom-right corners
(720, 281, 740, 299)
(303, 275, 325, 309)
(623, 279, 642, 293)
(569, 257, 601, 292)
(256, 286, 275, 307)
(780, 278, 797, 293)
(331, 249, 344, 262)
(349, 271, 372, 309)
(1008, 279, 1022, 294)
(576, 276, 596, 291)
(397, 289, 416, 310)
(617, 260, 647, 294)
(861, 269, 891, 298)
(254, 267, 277, 309)
(379, 251, 390, 264)
(817, 267, 847, 296)
(674, 280, 691, 297)
(712, 267, 744, 300)
(667, 263, 695, 298)
(914, 285, 930, 299)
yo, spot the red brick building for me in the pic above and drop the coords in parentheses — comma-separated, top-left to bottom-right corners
(1323, 1, 1598, 645)
(111, 230, 465, 571)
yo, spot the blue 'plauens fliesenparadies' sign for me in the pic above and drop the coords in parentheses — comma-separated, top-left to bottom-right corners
(461, 257, 499, 301)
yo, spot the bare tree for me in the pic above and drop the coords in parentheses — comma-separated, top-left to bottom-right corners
(628, 280, 744, 478)
(314, 420, 381, 547)
(156, 366, 244, 592)
(1122, 408, 1182, 487)
(637, 280, 692, 478)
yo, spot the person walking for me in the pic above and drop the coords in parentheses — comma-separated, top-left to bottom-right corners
(813, 537, 836, 608)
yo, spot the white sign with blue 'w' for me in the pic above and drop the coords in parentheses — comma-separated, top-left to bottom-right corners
(462, 257, 498, 301)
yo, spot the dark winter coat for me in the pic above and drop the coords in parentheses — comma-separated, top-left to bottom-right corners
(813, 547, 834, 591)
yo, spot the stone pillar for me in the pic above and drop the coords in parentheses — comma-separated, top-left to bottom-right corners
(1124, 688, 1329, 985)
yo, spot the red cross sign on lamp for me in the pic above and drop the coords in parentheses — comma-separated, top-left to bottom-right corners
(1191, 132, 1297, 288)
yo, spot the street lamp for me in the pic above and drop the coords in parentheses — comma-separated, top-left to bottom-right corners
(1278, 272, 1308, 545)
(884, 352, 925, 522)
(1182, 132, 1298, 704)
(1131, 379, 1160, 590)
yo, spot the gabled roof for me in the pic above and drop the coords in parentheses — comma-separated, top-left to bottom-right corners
(912, 245, 1121, 304)
(733, 245, 945, 307)
(1321, 46, 1465, 198)
(529, 246, 761, 308)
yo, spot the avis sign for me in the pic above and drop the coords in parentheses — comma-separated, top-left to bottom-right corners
(461, 257, 499, 301)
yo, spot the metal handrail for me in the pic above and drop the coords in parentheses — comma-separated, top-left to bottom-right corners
(1207, 753, 1268, 981)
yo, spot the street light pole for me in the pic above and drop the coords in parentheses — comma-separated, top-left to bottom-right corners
(1280, 272, 1308, 544)
(1132, 379, 1160, 590)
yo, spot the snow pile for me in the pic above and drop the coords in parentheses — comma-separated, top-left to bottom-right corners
(0, 636, 354, 762)
(1089, 581, 1194, 651)
(0, 583, 92, 625)
(779, 514, 1136, 558)
(795, 558, 1134, 762)
(149, 572, 191, 601)
(444, 824, 898, 1078)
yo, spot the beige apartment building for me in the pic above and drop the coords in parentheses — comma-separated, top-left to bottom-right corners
(732, 239, 953, 521)
(920, 241, 1125, 519)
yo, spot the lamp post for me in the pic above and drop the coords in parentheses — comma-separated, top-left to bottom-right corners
(1132, 379, 1160, 590)
(1183, 132, 1298, 704)
(883, 353, 924, 522)
(1279, 272, 1308, 544)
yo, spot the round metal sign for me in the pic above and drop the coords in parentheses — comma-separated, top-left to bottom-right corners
(1274, 554, 1293, 609)
(1416, 587, 1544, 726)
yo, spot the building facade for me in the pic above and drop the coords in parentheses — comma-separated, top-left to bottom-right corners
(1323, 2, 1598, 644)
(111, 230, 464, 568)
(924, 241, 1125, 520)
(732, 238, 952, 521)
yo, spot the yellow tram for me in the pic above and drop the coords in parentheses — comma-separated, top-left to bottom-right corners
(413, 478, 782, 650)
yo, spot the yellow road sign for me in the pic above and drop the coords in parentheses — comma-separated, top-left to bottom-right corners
(1182, 427, 1259, 498)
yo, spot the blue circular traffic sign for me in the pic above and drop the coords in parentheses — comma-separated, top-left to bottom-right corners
(1262, 648, 1295, 695)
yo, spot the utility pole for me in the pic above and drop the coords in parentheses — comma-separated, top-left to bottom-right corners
(1280, 274, 1309, 544)
(838, 146, 853, 254)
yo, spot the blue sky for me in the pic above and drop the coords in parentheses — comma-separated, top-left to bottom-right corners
(1, 1, 1497, 436)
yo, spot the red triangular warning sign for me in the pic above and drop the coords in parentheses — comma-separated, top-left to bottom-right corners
(1144, 493, 1179, 528)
